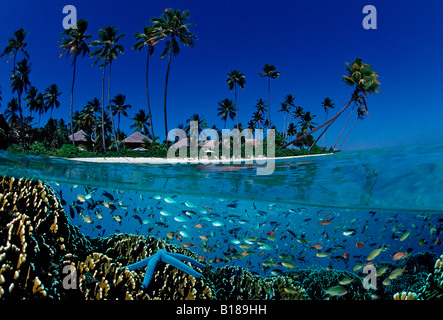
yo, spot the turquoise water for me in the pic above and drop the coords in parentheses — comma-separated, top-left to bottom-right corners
(0, 141, 442, 276)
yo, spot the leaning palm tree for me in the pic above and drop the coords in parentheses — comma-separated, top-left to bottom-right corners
(133, 25, 162, 139)
(89, 25, 125, 152)
(151, 9, 197, 146)
(226, 70, 246, 129)
(44, 84, 62, 118)
(338, 107, 366, 150)
(130, 109, 151, 137)
(58, 19, 91, 145)
(320, 97, 334, 148)
(1, 28, 29, 70)
(217, 98, 236, 129)
(10, 58, 31, 149)
(281, 58, 380, 149)
(111, 93, 131, 140)
(259, 64, 280, 124)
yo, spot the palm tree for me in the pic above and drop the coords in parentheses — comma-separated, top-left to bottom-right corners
(58, 19, 91, 145)
(338, 107, 366, 150)
(133, 25, 162, 139)
(44, 84, 62, 118)
(34, 93, 46, 128)
(84, 98, 101, 138)
(321, 97, 334, 148)
(10, 58, 31, 149)
(111, 93, 131, 140)
(286, 122, 297, 142)
(130, 109, 151, 137)
(259, 64, 280, 124)
(185, 113, 208, 135)
(281, 58, 380, 149)
(25, 86, 38, 116)
(300, 111, 317, 133)
(1, 28, 29, 70)
(226, 70, 246, 129)
(151, 9, 197, 146)
(278, 102, 290, 141)
(333, 94, 362, 150)
(89, 25, 125, 152)
(5, 98, 19, 125)
(293, 106, 305, 129)
(217, 98, 236, 129)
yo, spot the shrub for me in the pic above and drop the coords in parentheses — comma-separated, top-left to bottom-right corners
(29, 141, 48, 156)
(56, 144, 81, 158)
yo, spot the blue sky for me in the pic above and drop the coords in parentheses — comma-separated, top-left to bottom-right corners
(1, 0, 442, 150)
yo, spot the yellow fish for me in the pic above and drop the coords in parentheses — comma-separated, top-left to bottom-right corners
(324, 285, 347, 297)
(316, 252, 330, 258)
(400, 231, 411, 242)
(367, 244, 384, 261)
(388, 267, 406, 280)
(281, 261, 296, 269)
(77, 194, 86, 202)
(82, 215, 93, 224)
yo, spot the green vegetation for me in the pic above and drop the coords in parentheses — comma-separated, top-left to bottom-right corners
(0, 8, 378, 160)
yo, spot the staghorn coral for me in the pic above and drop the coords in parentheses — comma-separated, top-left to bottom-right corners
(61, 252, 148, 300)
(0, 176, 92, 299)
(205, 265, 306, 300)
(393, 291, 418, 300)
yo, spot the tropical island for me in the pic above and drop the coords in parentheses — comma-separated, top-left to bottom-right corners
(0, 8, 379, 161)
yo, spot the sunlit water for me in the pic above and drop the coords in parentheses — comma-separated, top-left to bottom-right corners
(0, 141, 442, 276)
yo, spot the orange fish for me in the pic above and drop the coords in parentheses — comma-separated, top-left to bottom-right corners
(356, 242, 364, 248)
(166, 232, 174, 239)
(199, 235, 208, 241)
(311, 245, 323, 250)
(194, 224, 203, 228)
(392, 252, 405, 261)
(435, 237, 441, 246)
(324, 214, 331, 218)
(343, 252, 349, 259)
(319, 220, 331, 226)
(266, 231, 276, 236)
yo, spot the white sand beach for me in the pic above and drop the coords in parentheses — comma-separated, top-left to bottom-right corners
(67, 153, 333, 165)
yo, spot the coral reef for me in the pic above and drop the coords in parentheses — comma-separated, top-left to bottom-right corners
(0, 176, 92, 299)
(0, 175, 442, 301)
(416, 254, 443, 300)
(290, 269, 370, 300)
(205, 265, 306, 300)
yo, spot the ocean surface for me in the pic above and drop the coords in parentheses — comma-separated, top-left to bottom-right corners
(0, 141, 442, 277)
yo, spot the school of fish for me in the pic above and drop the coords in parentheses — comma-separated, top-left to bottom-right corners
(54, 182, 443, 292)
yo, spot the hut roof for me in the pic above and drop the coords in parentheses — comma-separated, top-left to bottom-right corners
(124, 132, 152, 144)
(68, 130, 88, 142)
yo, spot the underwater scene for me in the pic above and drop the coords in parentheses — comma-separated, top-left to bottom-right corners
(0, 141, 442, 301)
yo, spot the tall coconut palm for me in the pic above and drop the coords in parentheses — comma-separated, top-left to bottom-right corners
(320, 97, 334, 148)
(217, 98, 236, 129)
(111, 93, 131, 140)
(10, 58, 31, 149)
(185, 113, 207, 134)
(1, 28, 29, 70)
(34, 93, 46, 128)
(300, 111, 317, 133)
(281, 58, 380, 149)
(25, 86, 38, 116)
(130, 109, 151, 137)
(278, 102, 290, 141)
(151, 9, 197, 146)
(133, 25, 162, 139)
(84, 98, 101, 139)
(90, 26, 125, 152)
(44, 84, 62, 118)
(226, 70, 246, 129)
(259, 64, 280, 124)
(58, 19, 91, 145)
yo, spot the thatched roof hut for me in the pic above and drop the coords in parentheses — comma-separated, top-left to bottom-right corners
(124, 132, 152, 149)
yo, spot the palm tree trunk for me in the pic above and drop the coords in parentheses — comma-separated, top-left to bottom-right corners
(101, 66, 106, 153)
(321, 112, 327, 148)
(281, 93, 356, 149)
(282, 113, 285, 142)
(108, 62, 119, 152)
(333, 105, 355, 150)
(234, 84, 238, 129)
(70, 54, 77, 145)
(17, 93, 26, 149)
(146, 48, 155, 139)
(164, 42, 173, 146)
(339, 117, 358, 150)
